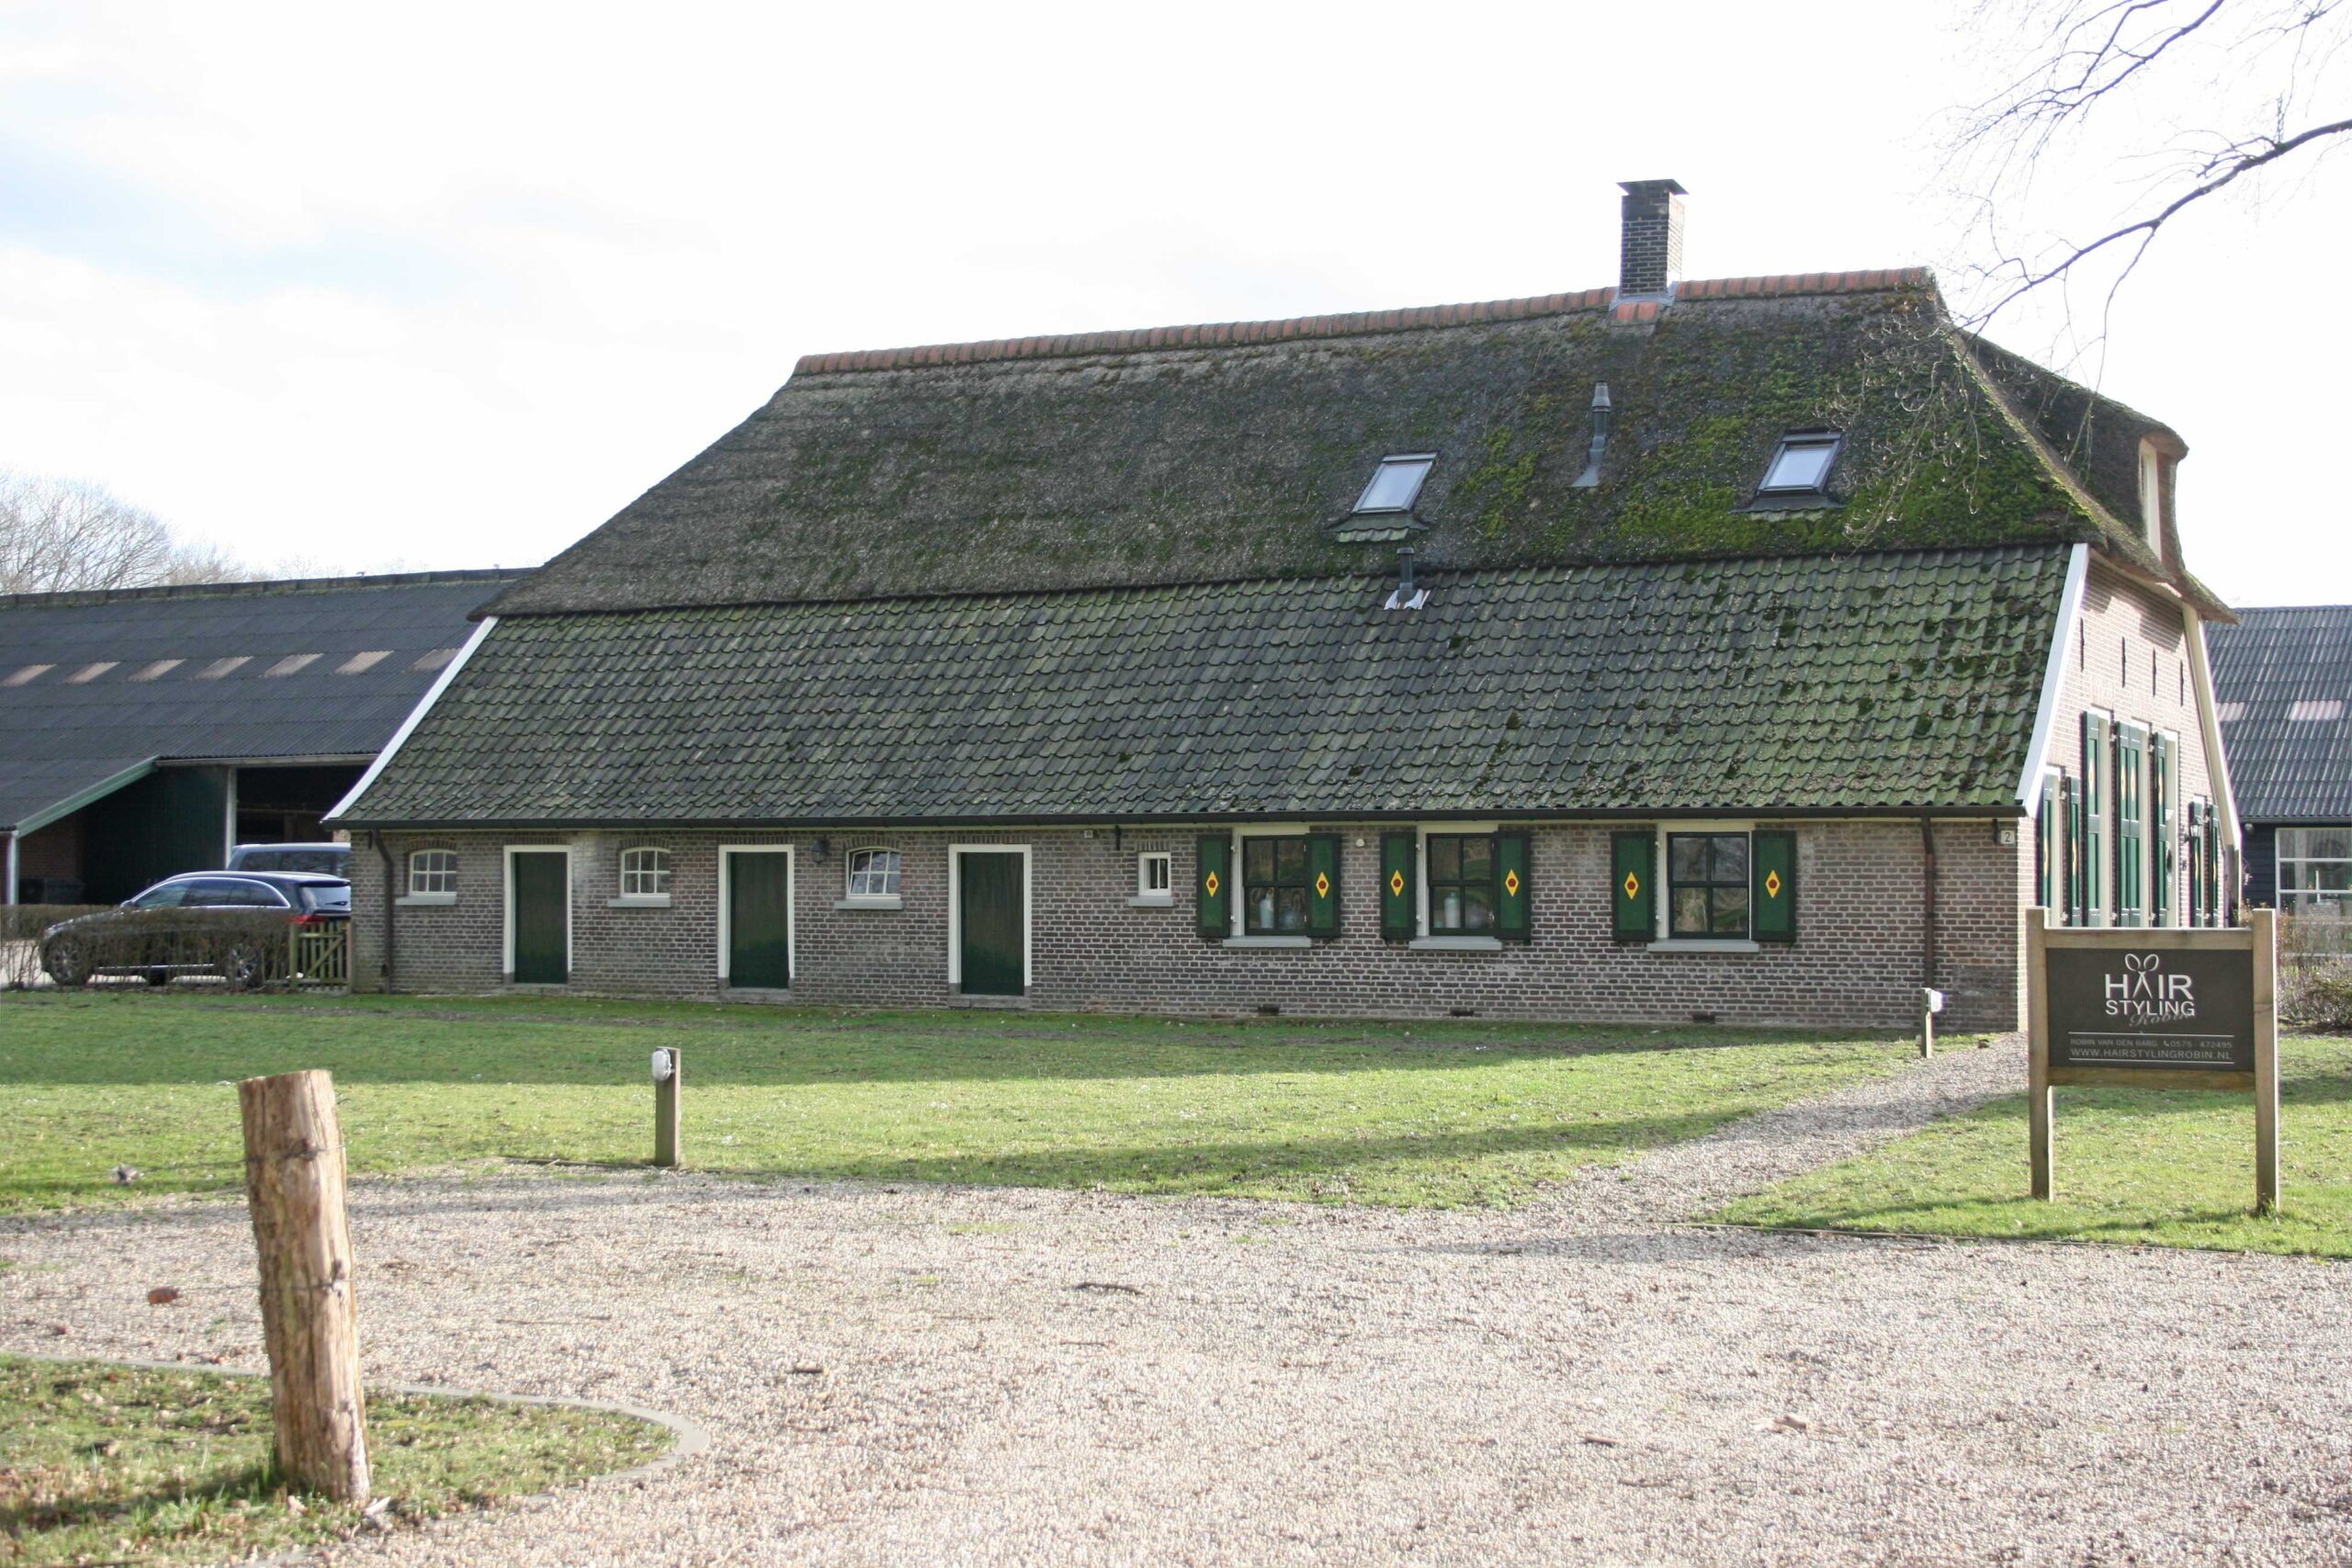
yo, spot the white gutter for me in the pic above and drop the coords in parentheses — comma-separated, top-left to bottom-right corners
(2183, 606, 2242, 849)
(2015, 543, 2091, 816)
(325, 616, 498, 823)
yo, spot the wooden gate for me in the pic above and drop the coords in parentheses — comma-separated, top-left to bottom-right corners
(288, 924, 350, 988)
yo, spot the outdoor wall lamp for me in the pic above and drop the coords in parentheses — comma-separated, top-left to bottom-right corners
(650, 1048, 676, 1083)
(810, 838, 831, 862)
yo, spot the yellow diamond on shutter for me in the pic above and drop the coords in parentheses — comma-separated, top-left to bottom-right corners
(1504, 869, 1521, 896)
(1389, 870, 1406, 897)
(1204, 871, 1219, 897)
(1623, 872, 1640, 899)
(1315, 872, 1330, 898)
(1765, 869, 1782, 898)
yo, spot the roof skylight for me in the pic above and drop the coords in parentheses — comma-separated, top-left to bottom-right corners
(336, 650, 391, 674)
(1354, 454, 1435, 515)
(2290, 699, 2345, 723)
(65, 661, 119, 684)
(1758, 433, 1840, 495)
(4, 664, 52, 687)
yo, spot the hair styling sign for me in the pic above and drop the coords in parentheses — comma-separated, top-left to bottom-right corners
(2044, 945, 2255, 1073)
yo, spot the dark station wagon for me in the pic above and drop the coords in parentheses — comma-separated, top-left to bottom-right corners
(40, 871, 351, 989)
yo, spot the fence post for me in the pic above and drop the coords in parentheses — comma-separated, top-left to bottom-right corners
(2252, 907, 2279, 1215)
(240, 1070, 370, 1501)
(2027, 908, 2053, 1201)
(653, 1048, 681, 1168)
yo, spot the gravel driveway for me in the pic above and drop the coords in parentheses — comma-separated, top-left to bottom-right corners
(6, 1042, 2350, 1566)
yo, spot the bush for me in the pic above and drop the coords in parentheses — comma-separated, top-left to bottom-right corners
(3, 905, 319, 991)
(1, 905, 112, 989)
(2283, 962, 2352, 1032)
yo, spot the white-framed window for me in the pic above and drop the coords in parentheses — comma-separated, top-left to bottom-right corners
(2138, 439, 2164, 550)
(619, 846, 671, 899)
(1137, 852, 1171, 898)
(408, 849, 458, 897)
(847, 847, 901, 900)
(1667, 830, 1750, 938)
(2278, 828, 2352, 914)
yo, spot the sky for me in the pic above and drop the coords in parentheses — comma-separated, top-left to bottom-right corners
(1, 1, 2343, 606)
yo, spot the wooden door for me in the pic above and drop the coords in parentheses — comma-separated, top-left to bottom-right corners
(510, 852, 568, 984)
(728, 852, 791, 989)
(959, 852, 1024, 996)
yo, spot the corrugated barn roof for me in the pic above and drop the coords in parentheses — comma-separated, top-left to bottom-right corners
(2210, 604, 2352, 823)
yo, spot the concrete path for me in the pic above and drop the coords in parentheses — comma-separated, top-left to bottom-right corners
(6, 1043, 2346, 1567)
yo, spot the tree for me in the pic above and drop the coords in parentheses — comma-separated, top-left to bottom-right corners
(0, 470, 242, 594)
(1948, 0, 2352, 328)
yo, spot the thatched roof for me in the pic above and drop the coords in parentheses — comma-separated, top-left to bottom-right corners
(486, 269, 2210, 618)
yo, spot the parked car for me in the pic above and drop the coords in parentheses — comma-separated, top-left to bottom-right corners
(226, 841, 353, 877)
(40, 872, 351, 989)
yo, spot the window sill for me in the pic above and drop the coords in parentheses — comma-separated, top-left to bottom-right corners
(1647, 939, 1762, 954)
(1409, 936, 1503, 953)
(1128, 895, 1175, 908)
(395, 894, 456, 908)
(834, 897, 903, 911)
(1223, 935, 1311, 948)
(608, 895, 672, 909)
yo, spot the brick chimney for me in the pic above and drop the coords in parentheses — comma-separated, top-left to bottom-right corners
(1619, 179, 1687, 298)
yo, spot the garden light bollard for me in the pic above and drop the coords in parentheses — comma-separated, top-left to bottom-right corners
(1919, 987, 1945, 1059)
(239, 1068, 371, 1503)
(652, 1047, 681, 1168)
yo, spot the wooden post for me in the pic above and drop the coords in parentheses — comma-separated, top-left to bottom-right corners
(239, 1070, 369, 1502)
(2252, 907, 2279, 1215)
(2026, 907, 2053, 1201)
(653, 1048, 681, 1168)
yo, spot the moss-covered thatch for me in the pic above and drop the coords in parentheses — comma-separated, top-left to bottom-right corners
(487, 273, 2199, 618)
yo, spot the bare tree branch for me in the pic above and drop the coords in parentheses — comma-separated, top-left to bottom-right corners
(0, 470, 245, 593)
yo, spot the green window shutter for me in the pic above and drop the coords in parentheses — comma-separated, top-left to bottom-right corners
(2185, 801, 2204, 926)
(1496, 831, 1531, 942)
(2036, 774, 2060, 913)
(1611, 829, 1654, 942)
(2064, 775, 2084, 927)
(1752, 829, 1797, 943)
(2115, 723, 2144, 927)
(2082, 714, 2107, 926)
(1195, 835, 1229, 941)
(2150, 733, 2174, 926)
(1306, 833, 1340, 936)
(1379, 831, 1417, 941)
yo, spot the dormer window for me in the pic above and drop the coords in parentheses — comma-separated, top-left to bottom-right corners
(1758, 432, 1841, 497)
(2137, 440, 2164, 550)
(1354, 454, 1435, 515)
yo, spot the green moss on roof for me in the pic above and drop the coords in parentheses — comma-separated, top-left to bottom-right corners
(347, 546, 2071, 827)
(486, 279, 2168, 618)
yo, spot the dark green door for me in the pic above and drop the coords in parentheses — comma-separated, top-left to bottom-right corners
(959, 852, 1024, 997)
(728, 852, 792, 989)
(511, 852, 568, 985)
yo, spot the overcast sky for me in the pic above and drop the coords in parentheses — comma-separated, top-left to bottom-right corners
(2, 2, 2342, 605)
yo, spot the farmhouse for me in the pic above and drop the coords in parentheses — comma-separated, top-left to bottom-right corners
(332, 184, 2238, 1030)
(2209, 604, 2352, 912)
(1, 570, 514, 903)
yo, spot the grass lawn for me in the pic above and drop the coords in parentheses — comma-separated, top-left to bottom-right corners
(0, 992, 1917, 1212)
(0, 1356, 670, 1566)
(1715, 1035, 2352, 1258)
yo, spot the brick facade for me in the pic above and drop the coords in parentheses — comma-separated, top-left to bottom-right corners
(352, 817, 2032, 1032)
(2047, 559, 2223, 922)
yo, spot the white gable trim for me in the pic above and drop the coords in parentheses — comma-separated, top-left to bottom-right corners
(2017, 544, 2090, 816)
(325, 615, 497, 822)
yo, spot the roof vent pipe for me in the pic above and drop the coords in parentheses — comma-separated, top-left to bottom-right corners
(1618, 179, 1687, 298)
(1573, 383, 1612, 488)
(1385, 547, 1428, 612)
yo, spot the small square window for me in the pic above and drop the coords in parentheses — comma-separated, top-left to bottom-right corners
(619, 847, 671, 898)
(1758, 434, 1840, 495)
(1354, 454, 1435, 514)
(847, 847, 901, 899)
(1243, 835, 1315, 934)
(1137, 852, 1171, 897)
(1668, 832, 1750, 938)
(409, 850, 458, 897)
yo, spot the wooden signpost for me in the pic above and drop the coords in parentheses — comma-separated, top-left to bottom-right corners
(2026, 907, 2278, 1213)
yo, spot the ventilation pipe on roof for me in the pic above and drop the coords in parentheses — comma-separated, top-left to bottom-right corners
(1619, 179, 1687, 298)
(1573, 383, 1612, 489)
(1385, 547, 1427, 612)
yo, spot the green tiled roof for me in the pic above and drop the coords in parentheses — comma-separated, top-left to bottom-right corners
(342, 546, 2070, 826)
